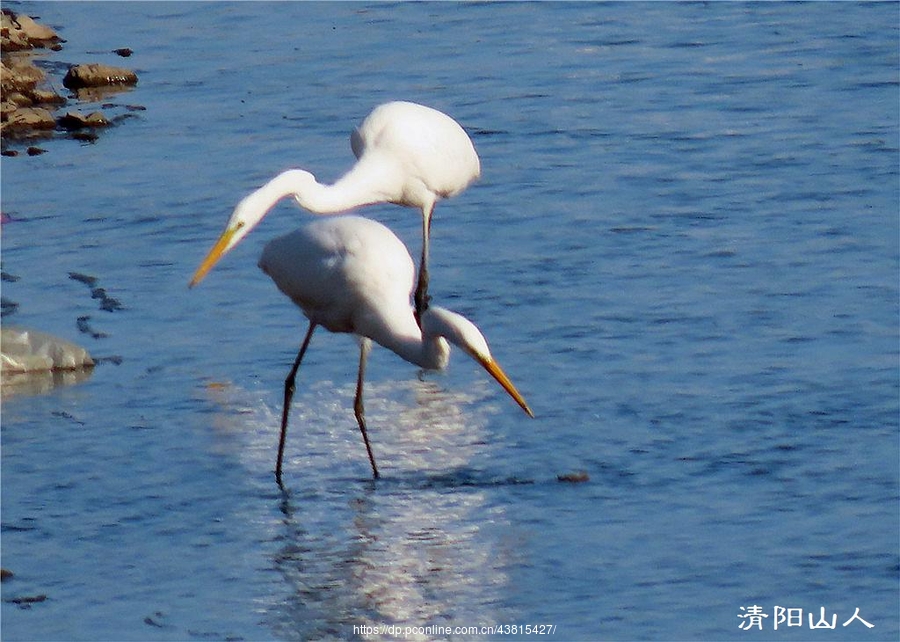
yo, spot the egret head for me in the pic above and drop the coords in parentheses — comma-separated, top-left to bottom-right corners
(422, 306, 534, 417)
(189, 198, 256, 287)
(189, 171, 315, 288)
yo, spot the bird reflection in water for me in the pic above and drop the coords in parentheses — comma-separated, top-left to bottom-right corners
(268, 381, 520, 641)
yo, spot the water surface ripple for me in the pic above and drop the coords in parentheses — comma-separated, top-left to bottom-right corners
(2, 3, 897, 641)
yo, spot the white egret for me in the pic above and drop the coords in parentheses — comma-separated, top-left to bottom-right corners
(190, 215, 532, 485)
(189, 101, 481, 316)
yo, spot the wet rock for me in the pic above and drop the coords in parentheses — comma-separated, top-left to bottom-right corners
(1, 14, 64, 139)
(1, 11, 139, 147)
(1, 326, 94, 373)
(5, 11, 60, 46)
(76, 315, 108, 340)
(31, 89, 66, 106)
(58, 110, 109, 129)
(6, 594, 48, 608)
(1, 326, 95, 392)
(68, 272, 98, 287)
(1, 297, 19, 316)
(4, 106, 56, 131)
(71, 130, 99, 143)
(69, 272, 125, 312)
(1, 56, 45, 94)
(5, 92, 32, 108)
(63, 63, 138, 89)
(1, 16, 31, 52)
(1, 9, 62, 51)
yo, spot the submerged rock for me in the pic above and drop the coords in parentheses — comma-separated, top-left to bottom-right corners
(557, 471, 590, 483)
(57, 110, 110, 129)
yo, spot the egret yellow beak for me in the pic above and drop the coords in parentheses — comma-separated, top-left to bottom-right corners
(189, 225, 239, 288)
(476, 355, 534, 417)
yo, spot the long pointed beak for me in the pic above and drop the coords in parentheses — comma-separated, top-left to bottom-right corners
(189, 225, 239, 288)
(476, 355, 534, 417)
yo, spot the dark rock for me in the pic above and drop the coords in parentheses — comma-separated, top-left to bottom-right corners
(7, 594, 47, 607)
(557, 471, 590, 483)
(57, 110, 110, 129)
(72, 130, 99, 143)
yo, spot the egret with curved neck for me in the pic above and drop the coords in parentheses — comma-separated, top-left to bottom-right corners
(190, 101, 481, 317)
(191, 215, 531, 486)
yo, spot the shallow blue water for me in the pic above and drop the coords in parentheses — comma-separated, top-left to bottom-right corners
(2, 2, 898, 641)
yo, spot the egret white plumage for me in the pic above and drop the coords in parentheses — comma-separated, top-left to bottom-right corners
(189, 101, 480, 316)
(190, 215, 532, 486)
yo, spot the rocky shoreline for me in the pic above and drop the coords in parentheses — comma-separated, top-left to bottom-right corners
(2, 9, 132, 397)
(1, 8, 140, 154)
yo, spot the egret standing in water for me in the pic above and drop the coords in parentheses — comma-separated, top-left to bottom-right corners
(190, 215, 532, 486)
(190, 101, 481, 317)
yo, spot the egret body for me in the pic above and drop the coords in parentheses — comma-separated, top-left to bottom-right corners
(190, 101, 481, 316)
(192, 215, 531, 485)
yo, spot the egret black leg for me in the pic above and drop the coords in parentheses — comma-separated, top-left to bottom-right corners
(414, 205, 434, 323)
(276, 322, 316, 488)
(353, 338, 379, 478)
